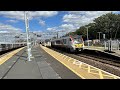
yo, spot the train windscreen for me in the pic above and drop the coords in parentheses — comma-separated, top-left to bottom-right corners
(73, 38, 82, 44)
(73, 36, 83, 44)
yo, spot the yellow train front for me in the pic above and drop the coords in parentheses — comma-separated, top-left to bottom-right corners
(69, 35, 84, 52)
(73, 43, 84, 52)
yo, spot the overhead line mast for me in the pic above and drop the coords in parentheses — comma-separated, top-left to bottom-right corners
(24, 11, 32, 61)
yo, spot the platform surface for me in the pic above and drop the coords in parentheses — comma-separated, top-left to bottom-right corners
(0, 46, 80, 79)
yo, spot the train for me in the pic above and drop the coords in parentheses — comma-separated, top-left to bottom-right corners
(0, 43, 26, 52)
(41, 35, 84, 52)
(41, 39, 51, 47)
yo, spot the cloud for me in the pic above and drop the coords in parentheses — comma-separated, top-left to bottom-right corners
(47, 11, 113, 35)
(47, 27, 58, 31)
(0, 23, 22, 33)
(47, 24, 78, 33)
(0, 11, 58, 20)
(60, 24, 77, 30)
(63, 11, 112, 27)
(39, 20, 45, 26)
(6, 19, 18, 23)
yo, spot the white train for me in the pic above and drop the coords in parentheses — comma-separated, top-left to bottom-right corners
(42, 35, 84, 52)
(0, 43, 26, 52)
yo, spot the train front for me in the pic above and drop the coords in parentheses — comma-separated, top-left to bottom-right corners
(70, 35, 84, 52)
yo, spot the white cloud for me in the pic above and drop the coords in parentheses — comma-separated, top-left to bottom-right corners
(47, 24, 78, 33)
(6, 19, 18, 23)
(47, 11, 113, 35)
(60, 24, 80, 33)
(47, 27, 58, 31)
(39, 20, 45, 26)
(60, 24, 76, 30)
(0, 11, 58, 20)
(63, 11, 112, 27)
(46, 11, 118, 36)
(0, 23, 22, 33)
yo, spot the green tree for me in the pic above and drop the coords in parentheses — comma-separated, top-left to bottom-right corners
(93, 13, 120, 39)
(65, 13, 120, 40)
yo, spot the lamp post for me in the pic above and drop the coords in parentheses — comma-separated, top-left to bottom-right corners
(85, 26, 90, 46)
(97, 32, 102, 42)
(24, 11, 32, 61)
(56, 30, 65, 38)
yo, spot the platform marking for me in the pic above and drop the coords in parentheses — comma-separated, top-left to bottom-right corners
(63, 56, 68, 60)
(0, 47, 25, 65)
(99, 70, 104, 79)
(40, 45, 120, 79)
(88, 65, 90, 73)
(68, 57, 72, 61)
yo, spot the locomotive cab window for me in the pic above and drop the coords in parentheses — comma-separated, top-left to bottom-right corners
(73, 38, 82, 44)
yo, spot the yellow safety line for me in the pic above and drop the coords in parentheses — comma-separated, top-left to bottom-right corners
(40, 46, 86, 79)
(0, 47, 25, 65)
(89, 72, 101, 75)
(102, 74, 117, 78)
(88, 65, 90, 73)
(40, 45, 120, 79)
(99, 70, 104, 79)
(79, 62, 82, 68)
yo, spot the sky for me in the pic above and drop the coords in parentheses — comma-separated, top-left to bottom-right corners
(0, 11, 120, 38)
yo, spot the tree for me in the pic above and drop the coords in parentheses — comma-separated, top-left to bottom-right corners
(93, 13, 120, 39)
(74, 13, 120, 40)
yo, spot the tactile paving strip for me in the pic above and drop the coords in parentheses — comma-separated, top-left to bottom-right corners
(0, 47, 25, 65)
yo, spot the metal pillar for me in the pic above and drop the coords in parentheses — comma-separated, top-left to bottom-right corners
(86, 27, 89, 46)
(104, 41, 106, 50)
(57, 32, 58, 38)
(110, 39, 112, 51)
(24, 11, 32, 61)
(108, 38, 112, 52)
(97, 32, 102, 42)
(117, 39, 119, 50)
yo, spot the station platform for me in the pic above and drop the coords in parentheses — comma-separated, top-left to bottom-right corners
(0, 45, 120, 79)
(0, 45, 80, 79)
(84, 46, 120, 58)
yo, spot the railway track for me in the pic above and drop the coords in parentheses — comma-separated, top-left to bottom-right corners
(48, 46, 120, 77)
(77, 53, 120, 67)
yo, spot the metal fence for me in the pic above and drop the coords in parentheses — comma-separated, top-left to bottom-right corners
(104, 39, 120, 51)
(84, 39, 120, 51)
